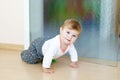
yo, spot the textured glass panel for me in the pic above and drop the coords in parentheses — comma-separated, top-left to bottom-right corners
(43, 0, 118, 66)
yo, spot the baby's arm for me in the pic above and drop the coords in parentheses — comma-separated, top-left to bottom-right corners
(42, 39, 58, 73)
(42, 52, 55, 74)
(69, 45, 79, 68)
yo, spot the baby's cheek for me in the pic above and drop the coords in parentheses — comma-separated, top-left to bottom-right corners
(71, 40, 76, 44)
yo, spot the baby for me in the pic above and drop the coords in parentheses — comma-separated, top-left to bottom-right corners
(21, 18, 82, 74)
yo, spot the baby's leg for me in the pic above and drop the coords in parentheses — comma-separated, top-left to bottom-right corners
(21, 50, 39, 64)
(21, 41, 42, 64)
(21, 37, 45, 64)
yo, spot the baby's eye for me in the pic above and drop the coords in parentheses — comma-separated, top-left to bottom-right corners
(66, 31, 70, 34)
(72, 35, 77, 38)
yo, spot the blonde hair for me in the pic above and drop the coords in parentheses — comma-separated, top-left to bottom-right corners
(61, 18, 82, 36)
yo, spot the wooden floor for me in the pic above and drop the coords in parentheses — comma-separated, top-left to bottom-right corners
(0, 49, 120, 80)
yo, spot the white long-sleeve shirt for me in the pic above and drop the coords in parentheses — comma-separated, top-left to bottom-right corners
(42, 35, 78, 68)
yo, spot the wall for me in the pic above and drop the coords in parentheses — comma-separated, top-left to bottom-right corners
(0, 0, 24, 45)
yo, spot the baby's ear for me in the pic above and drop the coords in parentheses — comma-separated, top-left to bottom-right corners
(60, 27, 62, 33)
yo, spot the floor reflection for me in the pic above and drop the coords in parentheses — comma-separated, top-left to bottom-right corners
(69, 69, 79, 80)
(42, 73, 53, 80)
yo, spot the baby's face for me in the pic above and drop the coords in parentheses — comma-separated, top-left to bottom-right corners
(60, 27, 79, 45)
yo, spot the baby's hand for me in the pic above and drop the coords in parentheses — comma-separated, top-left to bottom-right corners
(69, 62, 79, 68)
(42, 68, 54, 74)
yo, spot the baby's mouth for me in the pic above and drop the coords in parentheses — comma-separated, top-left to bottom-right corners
(66, 39, 71, 42)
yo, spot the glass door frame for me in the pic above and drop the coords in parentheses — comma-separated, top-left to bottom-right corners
(24, 0, 30, 49)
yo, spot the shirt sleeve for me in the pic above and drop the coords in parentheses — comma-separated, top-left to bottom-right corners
(42, 50, 54, 68)
(68, 44, 78, 62)
(42, 41, 57, 68)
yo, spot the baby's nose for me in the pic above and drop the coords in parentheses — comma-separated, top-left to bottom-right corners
(68, 35, 72, 39)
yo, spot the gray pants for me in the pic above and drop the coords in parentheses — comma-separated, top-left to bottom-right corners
(21, 38, 47, 64)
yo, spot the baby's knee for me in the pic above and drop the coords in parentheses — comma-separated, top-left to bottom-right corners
(21, 50, 28, 56)
(20, 50, 39, 64)
(21, 50, 29, 60)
